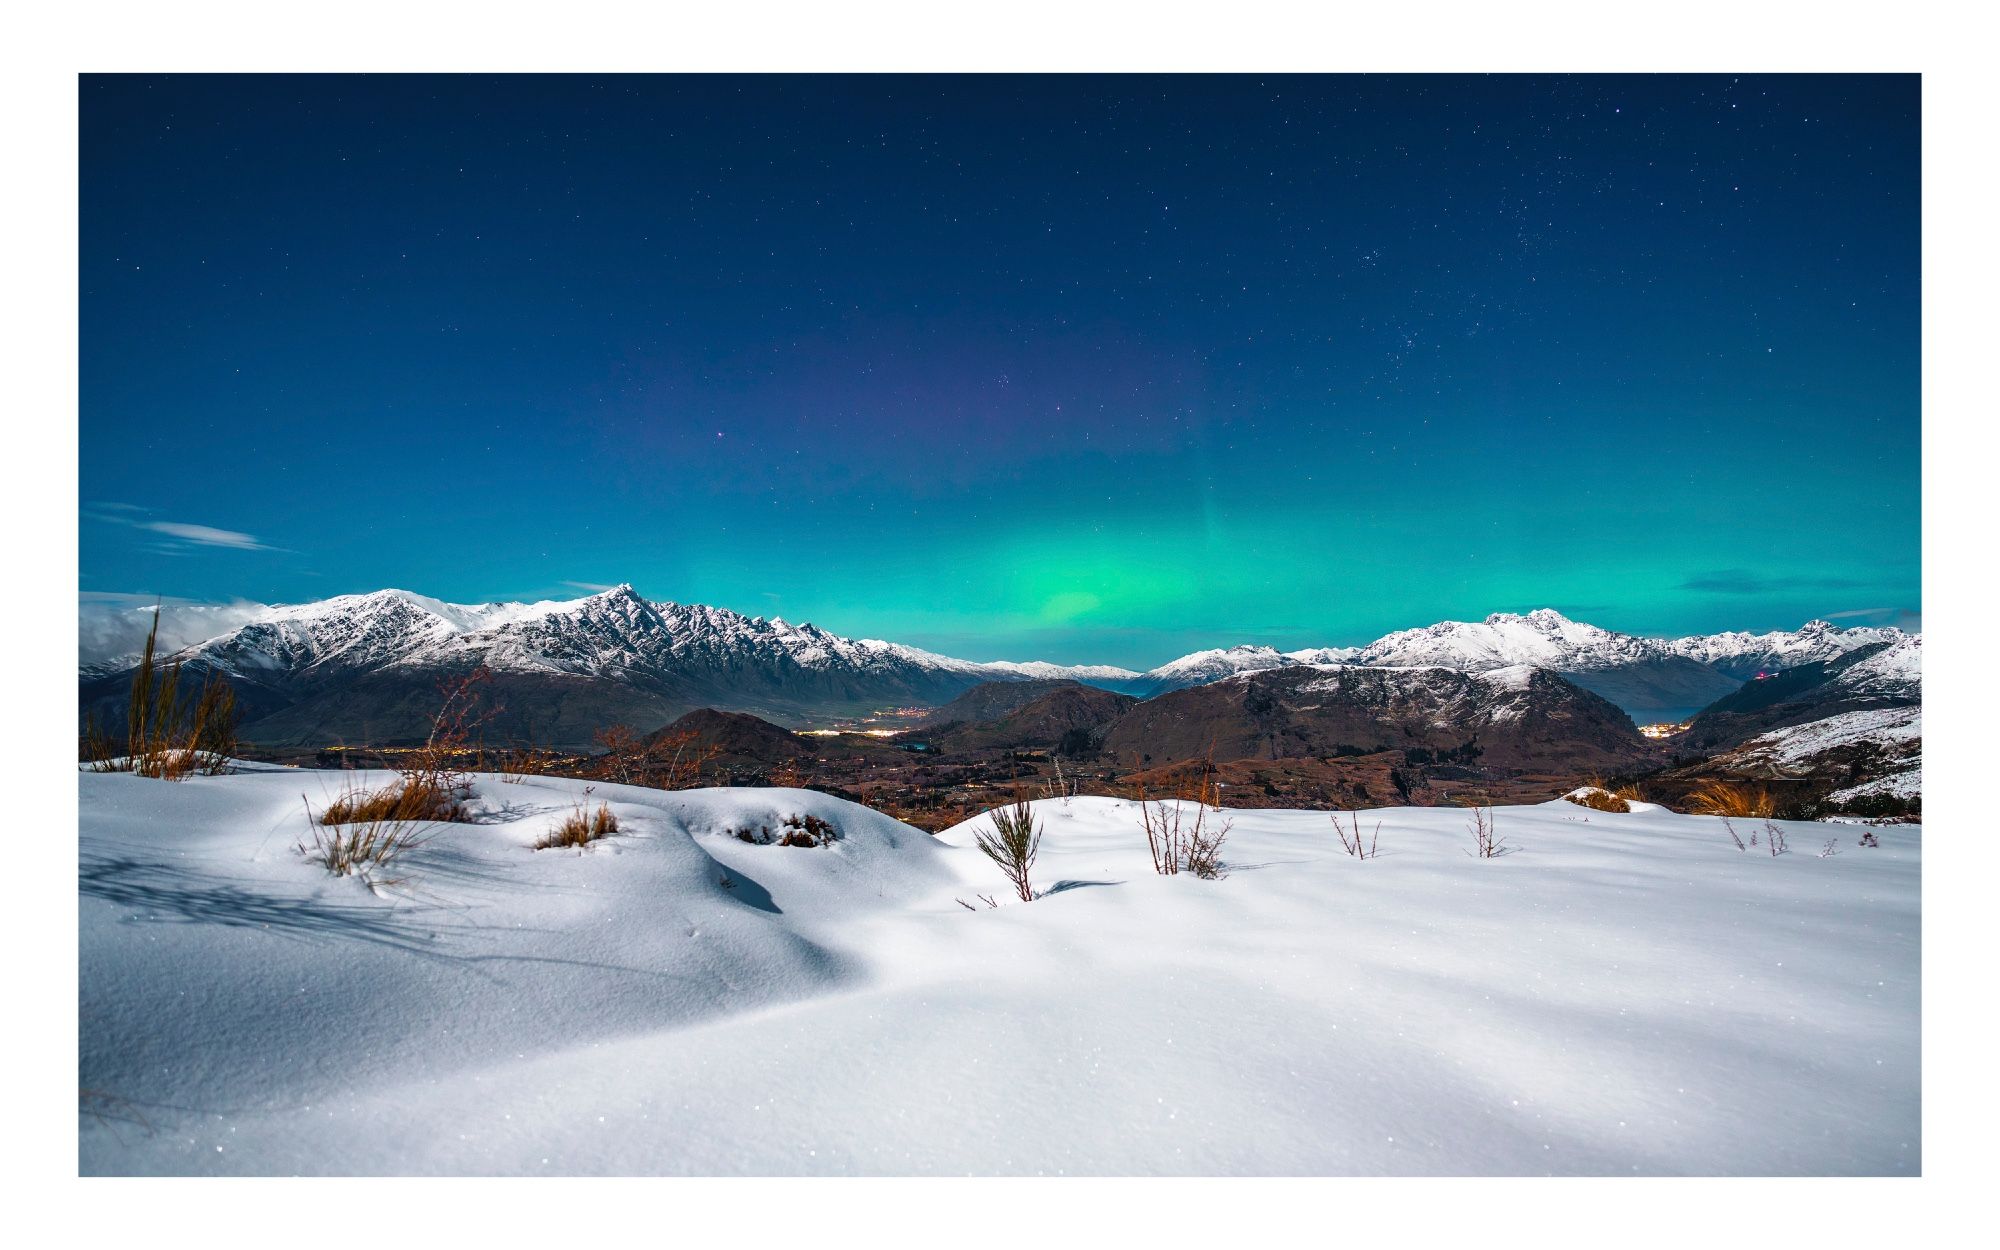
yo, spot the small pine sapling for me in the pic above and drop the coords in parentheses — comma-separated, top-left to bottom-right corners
(975, 795, 1042, 902)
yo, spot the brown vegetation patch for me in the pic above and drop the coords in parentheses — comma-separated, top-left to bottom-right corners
(1686, 779, 1776, 818)
(317, 775, 468, 826)
(535, 801, 620, 850)
(1563, 786, 1631, 813)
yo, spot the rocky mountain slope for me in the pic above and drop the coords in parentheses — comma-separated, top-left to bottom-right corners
(1674, 636, 1922, 754)
(649, 708, 816, 766)
(1100, 663, 1657, 778)
(919, 682, 1139, 754)
(1700, 707, 1922, 807)
(1645, 636, 1922, 814)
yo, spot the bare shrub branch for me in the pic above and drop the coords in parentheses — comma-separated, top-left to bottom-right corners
(1466, 802, 1510, 858)
(1331, 810, 1381, 859)
(1137, 762, 1231, 879)
(592, 724, 722, 790)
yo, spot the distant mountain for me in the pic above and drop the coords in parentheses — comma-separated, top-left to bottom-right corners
(1343, 609, 1745, 721)
(1128, 610, 1914, 724)
(1664, 619, 1912, 681)
(1654, 637, 1922, 812)
(1100, 663, 1657, 776)
(1127, 644, 1361, 696)
(917, 679, 1093, 729)
(78, 588, 1918, 749)
(651, 708, 814, 766)
(1675, 636, 1922, 754)
(919, 681, 1138, 754)
(77, 586, 1141, 748)
(1692, 706, 1922, 808)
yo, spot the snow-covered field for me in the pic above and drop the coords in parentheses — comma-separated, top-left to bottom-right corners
(79, 767, 1919, 1175)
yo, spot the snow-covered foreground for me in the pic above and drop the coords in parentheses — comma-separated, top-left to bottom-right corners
(79, 767, 1919, 1175)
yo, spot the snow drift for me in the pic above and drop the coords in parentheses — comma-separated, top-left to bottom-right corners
(80, 770, 1918, 1175)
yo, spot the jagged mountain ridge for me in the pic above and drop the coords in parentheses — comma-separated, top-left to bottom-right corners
(77, 586, 1150, 746)
(1664, 619, 1913, 681)
(1133, 609, 1914, 722)
(78, 588, 1916, 746)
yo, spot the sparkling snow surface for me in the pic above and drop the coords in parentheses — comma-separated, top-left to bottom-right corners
(80, 771, 1918, 1175)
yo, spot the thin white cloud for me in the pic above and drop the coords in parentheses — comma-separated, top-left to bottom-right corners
(142, 521, 273, 550)
(85, 505, 286, 552)
(559, 580, 620, 593)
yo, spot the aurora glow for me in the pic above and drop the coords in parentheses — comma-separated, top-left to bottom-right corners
(80, 75, 1919, 668)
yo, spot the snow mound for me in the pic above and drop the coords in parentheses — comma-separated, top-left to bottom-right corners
(82, 777, 1918, 1175)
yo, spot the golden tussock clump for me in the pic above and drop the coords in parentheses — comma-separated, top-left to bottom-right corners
(536, 801, 619, 850)
(1563, 786, 1631, 814)
(1686, 779, 1775, 818)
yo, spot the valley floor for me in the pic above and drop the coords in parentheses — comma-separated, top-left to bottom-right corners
(79, 767, 1919, 1175)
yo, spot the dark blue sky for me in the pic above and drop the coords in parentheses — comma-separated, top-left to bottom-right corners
(80, 74, 1920, 666)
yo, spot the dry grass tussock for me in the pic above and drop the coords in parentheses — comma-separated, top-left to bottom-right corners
(297, 795, 431, 880)
(301, 668, 498, 877)
(1564, 786, 1631, 814)
(536, 798, 620, 850)
(316, 774, 466, 825)
(80, 608, 237, 780)
(1686, 779, 1775, 818)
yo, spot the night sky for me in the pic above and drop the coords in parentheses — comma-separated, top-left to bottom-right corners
(80, 74, 1920, 667)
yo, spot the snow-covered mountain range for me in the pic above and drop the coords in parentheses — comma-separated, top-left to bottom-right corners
(1124, 608, 1913, 719)
(78, 589, 1918, 745)
(81, 585, 1136, 689)
(77, 586, 1158, 744)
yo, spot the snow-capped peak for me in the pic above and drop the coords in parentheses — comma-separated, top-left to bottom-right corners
(88, 585, 1147, 694)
